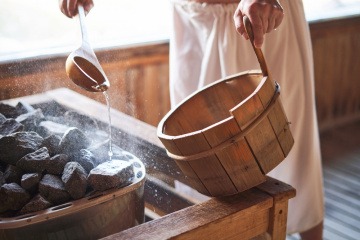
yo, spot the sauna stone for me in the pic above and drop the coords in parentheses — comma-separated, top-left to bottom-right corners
(0, 183, 31, 213)
(35, 101, 67, 118)
(62, 162, 87, 199)
(38, 121, 70, 138)
(88, 140, 126, 166)
(88, 160, 134, 191)
(15, 109, 45, 132)
(39, 174, 70, 205)
(20, 194, 52, 215)
(0, 103, 22, 119)
(0, 113, 6, 124)
(88, 140, 113, 165)
(0, 170, 5, 186)
(40, 134, 61, 156)
(21, 173, 42, 193)
(64, 110, 99, 131)
(15, 101, 36, 114)
(85, 129, 110, 146)
(17, 147, 50, 173)
(59, 127, 91, 156)
(73, 149, 95, 173)
(4, 165, 23, 185)
(0, 101, 143, 218)
(0, 119, 24, 135)
(0, 131, 44, 165)
(0, 163, 5, 173)
(45, 154, 69, 175)
(44, 115, 67, 125)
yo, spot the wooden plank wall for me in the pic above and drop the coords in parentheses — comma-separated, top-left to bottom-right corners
(0, 15, 359, 131)
(310, 16, 360, 132)
(0, 42, 170, 127)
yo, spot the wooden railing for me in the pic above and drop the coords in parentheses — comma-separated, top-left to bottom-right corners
(1, 15, 359, 131)
(0, 41, 170, 127)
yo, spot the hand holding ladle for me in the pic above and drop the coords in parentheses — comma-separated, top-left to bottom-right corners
(65, 4, 110, 92)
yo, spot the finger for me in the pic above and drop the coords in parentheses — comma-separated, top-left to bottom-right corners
(267, 17, 276, 33)
(274, 12, 284, 29)
(262, 18, 269, 34)
(259, 2, 273, 33)
(248, 16, 264, 48)
(241, 22, 249, 40)
(68, 0, 78, 17)
(273, 1, 284, 28)
(234, 8, 248, 39)
(82, 0, 94, 15)
(84, 1, 94, 15)
(233, 8, 243, 34)
(59, 0, 70, 18)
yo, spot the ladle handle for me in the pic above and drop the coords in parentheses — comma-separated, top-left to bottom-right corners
(78, 4, 91, 48)
(243, 16, 269, 77)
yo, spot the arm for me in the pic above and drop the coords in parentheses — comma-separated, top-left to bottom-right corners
(233, 0, 284, 48)
(59, 0, 94, 18)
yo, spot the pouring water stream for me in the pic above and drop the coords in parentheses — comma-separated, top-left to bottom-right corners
(66, 4, 113, 161)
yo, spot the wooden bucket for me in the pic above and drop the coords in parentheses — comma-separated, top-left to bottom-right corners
(157, 17, 294, 197)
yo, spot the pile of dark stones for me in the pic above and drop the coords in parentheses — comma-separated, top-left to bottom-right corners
(0, 101, 135, 217)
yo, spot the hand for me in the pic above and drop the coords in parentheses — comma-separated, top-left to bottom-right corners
(59, 0, 94, 18)
(233, 0, 284, 48)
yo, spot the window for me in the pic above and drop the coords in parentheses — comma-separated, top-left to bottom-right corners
(303, 0, 360, 22)
(1, 0, 359, 61)
(0, 0, 171, 61)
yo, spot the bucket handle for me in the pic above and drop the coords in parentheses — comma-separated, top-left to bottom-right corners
(243, 16, 269, 77)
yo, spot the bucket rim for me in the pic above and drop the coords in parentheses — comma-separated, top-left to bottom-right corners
(163, 83, 281, 161)
(157, 70, 264, 140)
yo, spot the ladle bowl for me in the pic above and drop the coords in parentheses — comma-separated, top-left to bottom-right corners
(65, 5, 110, 92)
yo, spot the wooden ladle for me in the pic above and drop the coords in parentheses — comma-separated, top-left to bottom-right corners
(65, 4, 110, 92)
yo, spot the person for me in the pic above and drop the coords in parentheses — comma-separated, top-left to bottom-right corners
(59, 0, 324, 239)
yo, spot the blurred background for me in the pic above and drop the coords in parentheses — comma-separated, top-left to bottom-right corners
(1, 0, 359, 61)
(0, 0, 170, 60)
